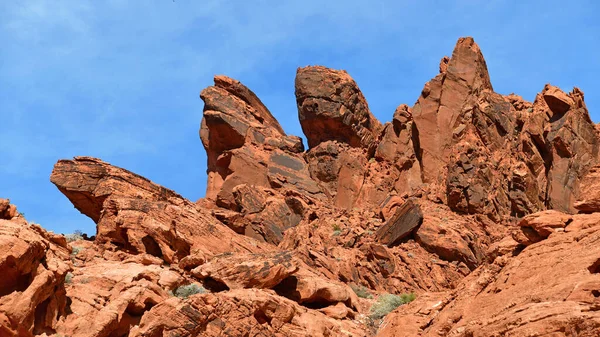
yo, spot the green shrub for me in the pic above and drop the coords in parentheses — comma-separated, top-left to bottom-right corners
(350, 284, 373, 299)
(65, 272, 73, 284)
(71, 246, 83, 256)
(369, 293, 416, 319)
(65, 230, 84, 243)
(332, 223, 342, 236)
(171, 284, 206, 298)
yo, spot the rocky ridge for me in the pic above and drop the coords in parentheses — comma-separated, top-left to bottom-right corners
(2, 36, 600, 336)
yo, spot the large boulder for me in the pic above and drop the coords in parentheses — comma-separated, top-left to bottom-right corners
(295, 65, 383, 151)
(191, 251, 298, 290)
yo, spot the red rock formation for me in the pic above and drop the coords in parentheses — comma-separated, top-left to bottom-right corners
(575, 165, 600, 213)
(0, 200, 70, 337)
(50, 157, 272, 264)
(295, 65, 383, 151)
(3, 36, 600, 337)
(379, 211, 600, 336)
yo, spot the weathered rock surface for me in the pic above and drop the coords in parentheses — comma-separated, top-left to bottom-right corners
(375, 199, 423, 247)
(575, 165, 600, 213)
(379, 212, 600, 337)
(57, 257, 179, 337)
(412, 37, 493, 185)
(279, 205, 473, 294)
(0, 199, 17, 220)
(199, 76, 323, 241)
(4, 36, 600, 337)
(130, 289, 367, 337)
(51, 156, 183, 223)
(0, 202, 70, 337)
(191, 251, 298, 290)
(51, 157, 271, 264)
(295, 65, 382, 150)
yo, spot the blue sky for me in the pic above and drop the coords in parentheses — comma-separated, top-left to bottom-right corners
(1, 1, 599, 235)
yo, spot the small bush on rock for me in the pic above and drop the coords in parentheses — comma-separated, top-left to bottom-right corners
(170, 284, 206, 298)
(71, 246, 83, 256)
(351, 284, 373, 299)
(65, 231, 83, 243)
(369, 293, 416, 319)
(65, 272, 73, 284)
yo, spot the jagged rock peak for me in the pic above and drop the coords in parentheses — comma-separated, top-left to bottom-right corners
(445, 36, 493, 92)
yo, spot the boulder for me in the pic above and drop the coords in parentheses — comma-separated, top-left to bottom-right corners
(191, 251, 298, 290)
(516, 210, 572, 245)
(295, 65, 382, 150)
(0, 199, 17, 220)
(375, 199, 423, 247)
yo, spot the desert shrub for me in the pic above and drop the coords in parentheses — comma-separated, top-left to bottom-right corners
(350, 284, 373, 299)
(369, 293, 416, 319)
(332, 223, 342, 236)
(65, 232, 83, 243)
(171, 284, 206, 298)
(65, 272, 73, 284)
(71, 246, 83, 256)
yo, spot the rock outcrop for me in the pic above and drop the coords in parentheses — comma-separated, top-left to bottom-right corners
(3, 36, 600, 337)
(0, 200, 70, 337)
(51, 157, 272, 264)
(295, 65, 383, 151)
(379, 211, 600, 337)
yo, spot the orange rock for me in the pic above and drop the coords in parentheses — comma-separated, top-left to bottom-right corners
(130, 289, 368, 337)
(295, 66, 383, 150)
(191, 251, 298, 290)
(0, 215, 70, 336)
(5, 36, 600, 337)
(51, 157, 271, 264)
(380, 214, 600, 336)
(575, 165, 600, 213)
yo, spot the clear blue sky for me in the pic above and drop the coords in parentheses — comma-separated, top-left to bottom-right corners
(1, 1, 598, 235)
